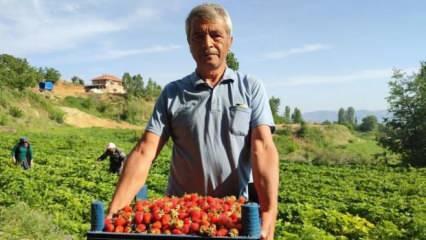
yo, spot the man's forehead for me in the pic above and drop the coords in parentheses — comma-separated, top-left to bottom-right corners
(191, 19, 226, 32)
(191, 17, 225, 28)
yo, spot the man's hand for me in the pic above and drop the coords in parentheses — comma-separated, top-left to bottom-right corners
(11, 157, 16, 164)
(260, 210, 277, 240)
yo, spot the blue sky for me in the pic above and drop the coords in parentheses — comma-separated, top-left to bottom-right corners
(1, 0, 425, 112)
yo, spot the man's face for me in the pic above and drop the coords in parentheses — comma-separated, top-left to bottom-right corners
(189, 17, 233, 72)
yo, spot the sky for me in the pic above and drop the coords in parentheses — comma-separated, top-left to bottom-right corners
(1, 0, 425, 112)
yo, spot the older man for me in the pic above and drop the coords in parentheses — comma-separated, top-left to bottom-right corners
(108, 3, 279, 239)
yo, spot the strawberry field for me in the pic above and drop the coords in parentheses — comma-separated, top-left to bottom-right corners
(0, 127, 425, 239)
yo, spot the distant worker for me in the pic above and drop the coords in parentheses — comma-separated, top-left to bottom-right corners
(97, 143, 126, 174)
(11, 137, 33, 170)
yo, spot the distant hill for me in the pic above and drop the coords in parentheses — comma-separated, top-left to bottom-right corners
(303, 110, 389, 123)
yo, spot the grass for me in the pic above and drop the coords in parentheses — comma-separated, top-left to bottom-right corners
(62, 95, 154, 125)
(277, 123, 393, 165)
(0, 202, 71, 240)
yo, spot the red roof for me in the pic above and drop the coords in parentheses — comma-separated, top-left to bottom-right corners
(92, 74, 121, 82)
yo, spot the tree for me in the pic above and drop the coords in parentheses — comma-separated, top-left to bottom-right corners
(358, 115, 378, 132)
(71, 76, 84, 85)
(346, 107, 356, 126)
(379, 63, 426, 167)
(269, 97, 280, 118)
(226, 51, 239, 71)
(122, 72, 144, 97)
(145, 77, 162, 99)
(292, 107, 303, 123)
(43, 67, 61, 83)
(0, 54, 42, 90)
(338, 108, 345, 124)
(284, 106, 291, 123)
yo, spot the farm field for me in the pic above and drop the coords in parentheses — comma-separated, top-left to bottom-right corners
(0, 127, 425, 239)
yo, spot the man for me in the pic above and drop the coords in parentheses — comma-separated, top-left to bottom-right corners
(97, 143, 126, 174)
(108, 3, 279, 239)
(11, 137, 33, 170)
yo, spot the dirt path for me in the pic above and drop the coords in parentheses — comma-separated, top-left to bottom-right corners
(60, 107, 142, 129)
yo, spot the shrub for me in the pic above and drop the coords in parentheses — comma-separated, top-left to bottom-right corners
(48, 109, 64, 123)
(9, 106, 23, 118)
(0, 114, 8, 125)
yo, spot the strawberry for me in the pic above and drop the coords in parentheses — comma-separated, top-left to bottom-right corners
(161, 214, 171, 226)
(114, 216, 126, 227)
(143, 212, 152, 224)
(104, 223, 114, 232)
(135, 223, 146, 233)
(216, 228, 228, 236)
(151, 220, 162, 229)
(172, 229, 183, 235)
(114, 225, 124, 233)
(134, 212, 143, 224)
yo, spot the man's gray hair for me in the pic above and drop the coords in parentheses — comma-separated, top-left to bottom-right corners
(185, 3, 233, 40)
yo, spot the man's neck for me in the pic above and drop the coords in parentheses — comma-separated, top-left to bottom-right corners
(196, 65, 227, 88)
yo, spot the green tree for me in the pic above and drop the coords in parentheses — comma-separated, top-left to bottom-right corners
(71, 76, 84, 85)
(292, 107, 303, 123)
(338, 108, 345, 124)
(43, 67, 61, 83)
(122, 72, 132, 91)
(122, 72, 143, 97)
(346, 106, 356, 126)
(284, 106, 291, 123)
(0, 54, 42, 90)
(145, 77, 162, 99)
(226, 51, 239, 71)
(379, 63, 426, 167)
(132, 74, 144, 97)
(358, 115, 378, 132)
(269, 97, 280, 118)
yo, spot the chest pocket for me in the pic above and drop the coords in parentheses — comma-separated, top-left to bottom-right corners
(230, 106, 252, 136)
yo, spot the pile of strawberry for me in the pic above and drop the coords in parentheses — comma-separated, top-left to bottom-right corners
(103, 193, 247, 237)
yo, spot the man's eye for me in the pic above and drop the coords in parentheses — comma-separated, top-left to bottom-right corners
(211, 33, 223, 39)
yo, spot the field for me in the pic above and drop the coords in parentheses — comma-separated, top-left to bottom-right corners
(0, 127, 425, 239)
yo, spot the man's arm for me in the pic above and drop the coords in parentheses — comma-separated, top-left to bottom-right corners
(251, 125, 279, 240)
(97, 151, 108, 161)
(107, 131, 166, 217)
(11, 145, 17, 163)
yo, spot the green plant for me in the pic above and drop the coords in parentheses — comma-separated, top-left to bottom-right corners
(9, 106, 23, 118)
(0, 114, 7, 125)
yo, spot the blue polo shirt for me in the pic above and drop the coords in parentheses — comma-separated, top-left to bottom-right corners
(146, 68, 274, 198)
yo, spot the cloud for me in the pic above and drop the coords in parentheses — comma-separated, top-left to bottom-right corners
(263, 43, 331, 60)
(0, 1, 161, 55)
(95, 44, 182, 60)
(272, 67, 417, 87)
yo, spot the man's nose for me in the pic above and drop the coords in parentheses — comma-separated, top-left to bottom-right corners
(201, 34, 214, 48)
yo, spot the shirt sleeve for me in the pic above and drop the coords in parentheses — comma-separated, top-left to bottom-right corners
(97, 151, 108, 161)
(248, 76, 275, 133)
(145, 85, 171, 139)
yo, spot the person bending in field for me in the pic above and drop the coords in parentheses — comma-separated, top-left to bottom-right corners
(108, 3, 279, 240)
(11, 137, 33, 170)
(97, 143, 126, 174)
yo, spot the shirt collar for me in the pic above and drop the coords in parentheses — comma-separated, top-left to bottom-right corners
(191, 67, 236, 88)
